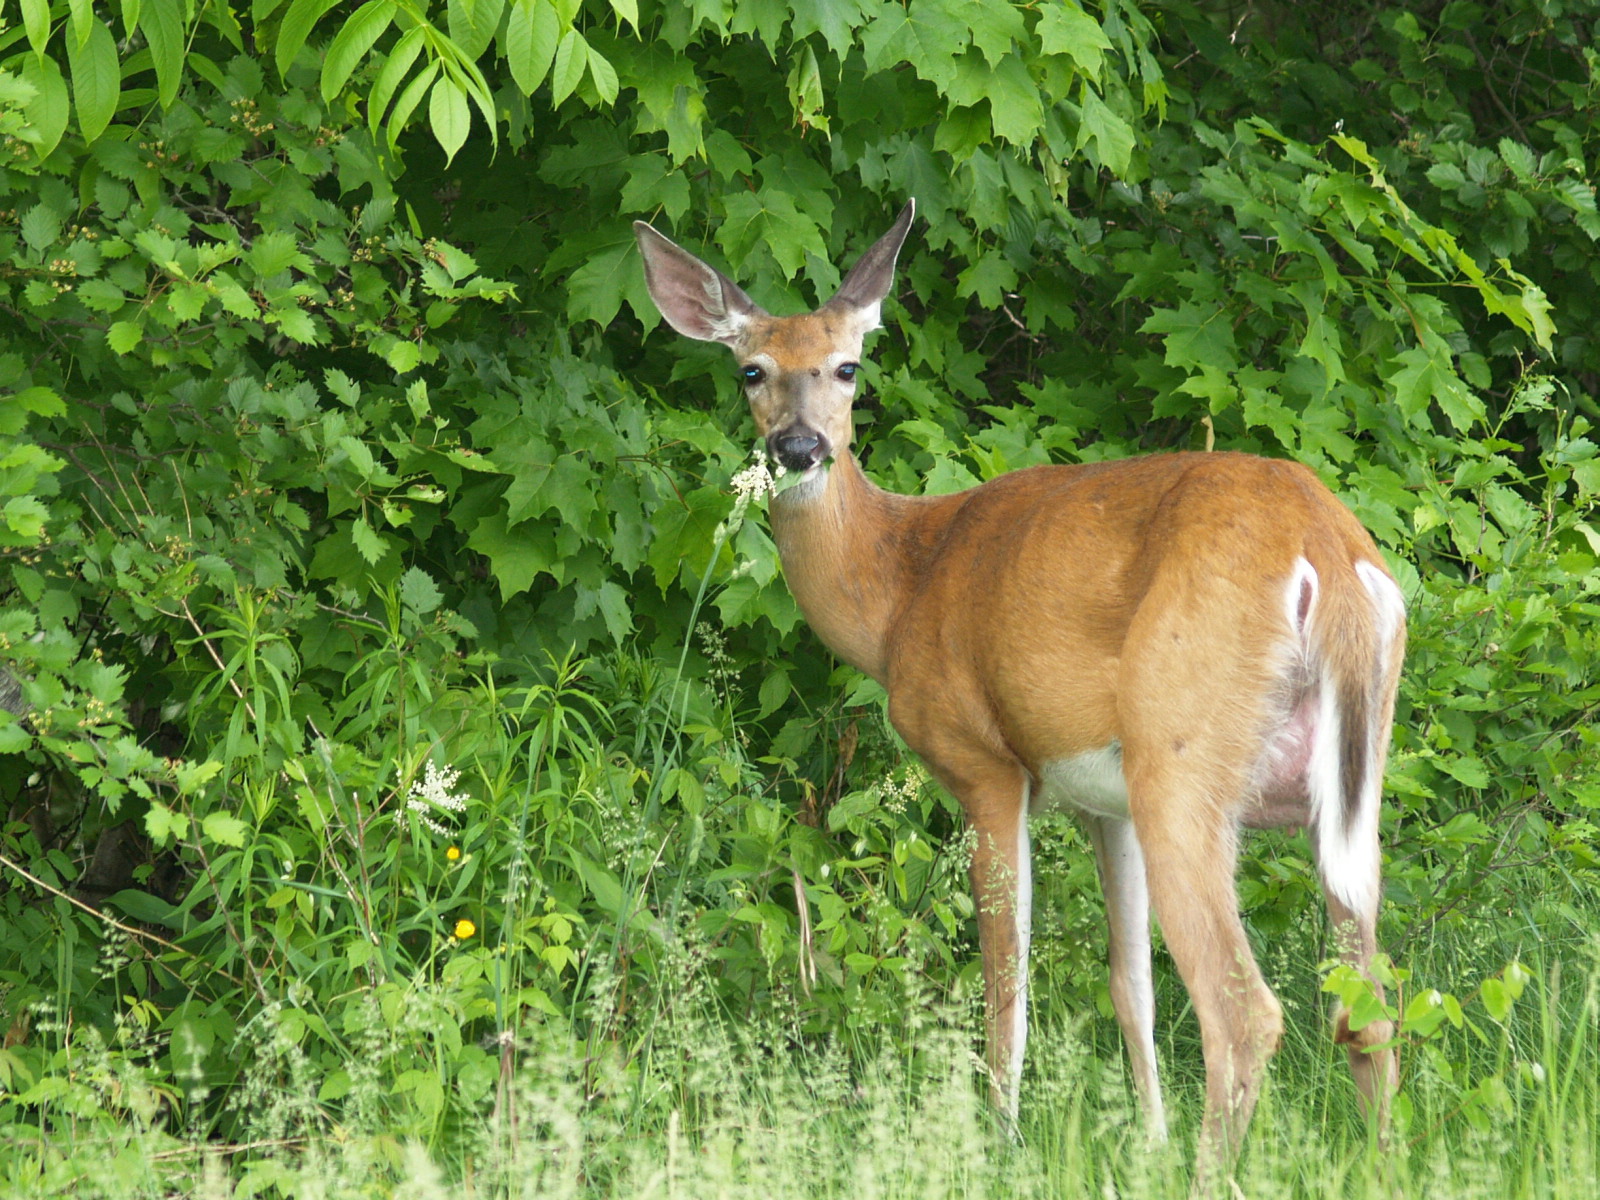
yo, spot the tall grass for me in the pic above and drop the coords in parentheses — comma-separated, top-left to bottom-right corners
(449, 949, 1599, 1200)
(8, 934, 1592, 1200)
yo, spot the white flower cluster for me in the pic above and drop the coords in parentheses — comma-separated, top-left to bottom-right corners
(406, 760, 469, 835)
(730, 458, 775, 500)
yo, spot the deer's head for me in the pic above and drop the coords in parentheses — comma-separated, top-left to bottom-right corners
(634, 201, 915, 482)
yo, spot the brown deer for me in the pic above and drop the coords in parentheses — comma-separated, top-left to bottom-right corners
(634, 200, 1403, 1177)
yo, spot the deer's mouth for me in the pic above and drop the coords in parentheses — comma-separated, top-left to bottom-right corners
(767, 426, 830, 474)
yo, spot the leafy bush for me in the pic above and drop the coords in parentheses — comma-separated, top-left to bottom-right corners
(0, 0, 1598, 1192)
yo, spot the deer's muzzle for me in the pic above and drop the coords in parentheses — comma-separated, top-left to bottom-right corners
(769, 427, 828, 473)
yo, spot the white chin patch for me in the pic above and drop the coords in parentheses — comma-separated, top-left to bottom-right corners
(775, 462, 828, 499)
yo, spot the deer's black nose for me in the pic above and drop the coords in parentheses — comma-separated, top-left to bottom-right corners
(769, 428, 828, 473)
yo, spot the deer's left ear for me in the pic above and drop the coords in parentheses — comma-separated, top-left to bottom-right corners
(824, 200, 916, 331)
(634, 222, 768, 346)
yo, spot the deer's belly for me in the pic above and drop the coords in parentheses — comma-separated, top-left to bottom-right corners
(1033, 744, 1128, 820)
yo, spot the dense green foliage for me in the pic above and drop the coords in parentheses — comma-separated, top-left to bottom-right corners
(1, 0, 1598, 1193)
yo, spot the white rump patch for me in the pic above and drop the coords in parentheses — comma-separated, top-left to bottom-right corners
(1036, 744, 1128, 820)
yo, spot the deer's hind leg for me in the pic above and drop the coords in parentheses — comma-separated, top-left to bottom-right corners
(1086, 813, 1168, 1139)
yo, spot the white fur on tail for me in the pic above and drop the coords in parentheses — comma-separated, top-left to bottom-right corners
(1304, 560, 1404, 917)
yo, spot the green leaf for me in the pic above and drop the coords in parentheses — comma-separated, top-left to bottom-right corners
(1387, 345, 1484, 433)
(1037, 2, 1112, 77)
(202, 811, 250, 848)
(107, 320, 144, 354)
(468, 512, 556, 599)
(550, 29, 589, 108)
(3, 497, 49, 541)
(338, 434, 376, 480)
(175, 759, 224, 794)
(955, 251, 1018, 307)
(15, 386, 66, 417)
(506, 0, 560, 96)
(21, 203, 62, 252)
(0, 712, 31, 754)
(367, 24, 426, 137)
(320, 0, 395, 103)
(956, 0, 1023, 65)
(428, 75, 471, 165)
(587, 45, 619, 105)
(448, 0, 505, 59)
(1078, 88, 1135, 176)
(19, 54, 71, 163)
(248, 230, 303, 277)
(66, 18, 121, 142)
(139, 0, 186, 109)
(68, 0, 98, 47)
(861, 0, 968, 92)
(384, 339, 422, 373)
(620, 154, 692, 225)
(828, 789, 879, 832)
(789, 0, 867, 57)
(144, 800, 191, 845)
(107, 889, 182, 928)
(269, 306, 320, 343)
(350, 515, 388, 565)
(981, 55, 1042, 146)
(567, 850, 624, 915)
(21, 0, 51, 58)
(1496, 136, 1535, 182)
(384, 60, 441, 147)
(565, 238, 633, 327)
(1481, 977, 1512, 1022)
(1140, 301, 1237, 372)
(608, 0, 638, 32)
(276, 0, 343, 79)
(400, 565, 443, 615)
(1437, 753, 1490, 789)
(595, 580, 632, 643)
(1426, 161, 1466, 190)
(756, 668, 791, 718)
(719, 190, 828, 277)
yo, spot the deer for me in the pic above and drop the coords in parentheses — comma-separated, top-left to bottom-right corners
(633, 199, 1404, 1181)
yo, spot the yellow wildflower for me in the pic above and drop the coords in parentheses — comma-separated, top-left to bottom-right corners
(446, 846, 461, 861)
(454, 919, 476, 940)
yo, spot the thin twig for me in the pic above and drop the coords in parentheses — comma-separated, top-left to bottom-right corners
(0, 849, 245, 988)
(144, 1136, 307, 1162)
(176, 596, 257, 722)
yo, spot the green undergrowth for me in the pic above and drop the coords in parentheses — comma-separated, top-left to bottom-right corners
(2, 928, 1595, 1199)
(6, 1, 1600, 1196)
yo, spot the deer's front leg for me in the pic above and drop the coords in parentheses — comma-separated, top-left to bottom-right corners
(946, 760, 1033, 1128)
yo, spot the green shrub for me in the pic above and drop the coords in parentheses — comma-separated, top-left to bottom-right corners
(0, 1, 1597, 1193)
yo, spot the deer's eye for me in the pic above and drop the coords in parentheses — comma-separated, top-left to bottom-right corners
(836, 362, 859, 383)
(740, 364, 766, 386)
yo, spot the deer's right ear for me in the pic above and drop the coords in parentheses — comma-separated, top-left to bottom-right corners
(634, 222, 765, 346)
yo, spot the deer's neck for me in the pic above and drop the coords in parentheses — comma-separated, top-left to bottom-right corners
(768, 452, 928, 684)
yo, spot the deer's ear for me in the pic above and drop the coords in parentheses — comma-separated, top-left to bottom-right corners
(824, 200, 916, 332)
(634, 222, 766, 345)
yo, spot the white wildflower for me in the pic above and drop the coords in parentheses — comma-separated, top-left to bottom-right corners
(730, 458, 774, 501)
(407, 760, 470, 836)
